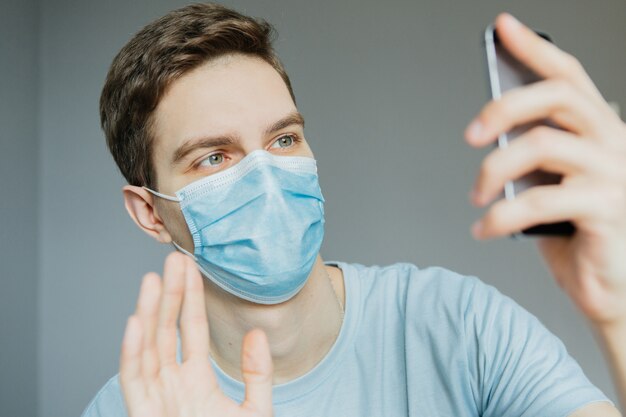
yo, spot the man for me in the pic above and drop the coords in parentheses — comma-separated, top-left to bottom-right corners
(83, 3, 626, 417)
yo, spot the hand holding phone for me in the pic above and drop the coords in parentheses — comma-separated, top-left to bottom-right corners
(483, 25, 575, 237)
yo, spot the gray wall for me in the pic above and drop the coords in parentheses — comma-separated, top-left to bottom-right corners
(2, 0, 625, 416)
(0, 0, 39, 416)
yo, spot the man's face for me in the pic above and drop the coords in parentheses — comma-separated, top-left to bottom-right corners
(150, 53, 314, 251)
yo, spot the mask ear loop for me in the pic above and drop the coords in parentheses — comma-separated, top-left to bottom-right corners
(141, 186, 195, 259)
(171, 241, 197, 260)
(142, 186, 181, 202)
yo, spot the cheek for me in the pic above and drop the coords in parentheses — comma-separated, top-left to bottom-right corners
(159, 201, 195, 252)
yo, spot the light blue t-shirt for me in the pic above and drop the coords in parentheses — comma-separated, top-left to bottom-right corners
(82, 261, 611, 417)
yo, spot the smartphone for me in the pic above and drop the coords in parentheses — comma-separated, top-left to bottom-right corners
(483, 25, 575, 237)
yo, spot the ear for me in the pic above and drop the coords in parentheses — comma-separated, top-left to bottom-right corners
(122, 185, 173, 243)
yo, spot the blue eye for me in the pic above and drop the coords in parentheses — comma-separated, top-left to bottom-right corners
(272, 135, 295, 148)
(199, 153, 224, 167)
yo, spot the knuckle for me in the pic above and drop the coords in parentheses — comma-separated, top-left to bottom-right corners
(182, 313, 206, 327)
(527, 127, 555, 153)
(547, 78, 572, 99)
(482, 95, 512, 123)
(574, 183, 625, 222)
(490, 98, 515, 120)
(555, 52, 583, 76)
(484, 199, 508, 229)
(527, 125, 553, 139)
(480, 152, 500, 179)
(522, 189, 548, 213)
(163, 283, 184, 296)
(563, 52, 584, 72)
(600, 185, 626, 218)
(159, 317, 177, 328)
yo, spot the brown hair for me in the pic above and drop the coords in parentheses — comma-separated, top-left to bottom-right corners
(100, 3, 295, 189)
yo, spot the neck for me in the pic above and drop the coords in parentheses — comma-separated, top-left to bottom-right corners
(202, 256, 345, 384)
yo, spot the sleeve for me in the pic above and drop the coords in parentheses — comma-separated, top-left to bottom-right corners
(81, 375, 128, 417)
(464, 278, 613, 417)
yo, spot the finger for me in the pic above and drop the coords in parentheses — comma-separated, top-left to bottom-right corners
(495, 13, 604, 103)
(241, 329, 273, 415)
(180, 256, 211, 363)
(472, 126, 622, 206)
(466, 79, 609, 147)
(120, 315, 146, 404)
(157, 252, 186, 368)
(472, 182, 616, 239)
(135, 272, 162, 379)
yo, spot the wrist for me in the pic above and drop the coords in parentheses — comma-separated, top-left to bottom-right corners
(590, 316, 626, 413)
(592, 316, 626, 347)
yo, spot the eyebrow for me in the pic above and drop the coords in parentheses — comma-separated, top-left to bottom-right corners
(170, 111, 305, 167)
(264, 111, 305, 136)
(171, 136, 234, 167)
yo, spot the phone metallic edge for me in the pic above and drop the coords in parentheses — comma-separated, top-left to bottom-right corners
(483, 24, 575, 238)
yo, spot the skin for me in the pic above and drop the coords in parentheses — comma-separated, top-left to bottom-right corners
(117, 13, 625, 417)
(466, 13, 626, 417)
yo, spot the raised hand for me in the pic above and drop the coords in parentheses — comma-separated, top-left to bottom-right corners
(466, 13, 626, 326)
(119, 252, 274, 417)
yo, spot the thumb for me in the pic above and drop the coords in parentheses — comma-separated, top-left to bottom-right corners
(241, 329, 274, 415)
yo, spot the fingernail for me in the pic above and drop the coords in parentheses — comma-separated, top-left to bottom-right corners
(505, 13, 521, 28)
(471, 220, 483, 239)
(466, 119, 483, 142)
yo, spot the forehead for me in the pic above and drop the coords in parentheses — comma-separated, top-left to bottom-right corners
(151, 54, 297, 161)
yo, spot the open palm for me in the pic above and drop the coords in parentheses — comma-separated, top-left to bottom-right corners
(120, 252, 274, 417)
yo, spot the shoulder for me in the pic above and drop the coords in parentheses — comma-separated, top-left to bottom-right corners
(342, 260, 469, 284)
(339, 260, 494, 332)
(342, 261, 537, 331)
(342, 260, 482, 307)
(81, 374, 127, 417)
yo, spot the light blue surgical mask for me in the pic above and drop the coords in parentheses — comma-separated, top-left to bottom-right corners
(144, 150, 325, 304)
